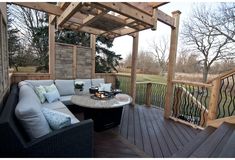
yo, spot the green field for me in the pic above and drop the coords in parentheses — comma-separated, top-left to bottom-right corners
(11, 66, 37, 73)
(117, 73, 167, 83)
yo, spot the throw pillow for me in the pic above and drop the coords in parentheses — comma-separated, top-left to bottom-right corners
(42, 107, 72, 130)
(99, 83, 112, 92)
(34, 85, 47, 103)
(44, 84, 59, 93)
(44, 90, 60, 103)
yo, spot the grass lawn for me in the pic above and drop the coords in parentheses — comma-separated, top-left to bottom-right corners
(117, 73, 167, 84)
(11, 66, 37, 73)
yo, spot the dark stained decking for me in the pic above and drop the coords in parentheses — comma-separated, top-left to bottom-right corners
(116, 104, 201, 157)
(74, 104, 201, 158)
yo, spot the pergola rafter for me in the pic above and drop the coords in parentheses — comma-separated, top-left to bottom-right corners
(12, 2, 175, 38)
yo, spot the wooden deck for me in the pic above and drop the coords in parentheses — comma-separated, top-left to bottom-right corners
(116, 104, 201, 157)
(74, 104, 201, 158)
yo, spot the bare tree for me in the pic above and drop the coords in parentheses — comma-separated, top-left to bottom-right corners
(149, 36, 169, 75)
(182, 4, 235, 82)
(8, 4, 49, 72)
(124, 50, 159, 74)
(209, 3, 235, 43)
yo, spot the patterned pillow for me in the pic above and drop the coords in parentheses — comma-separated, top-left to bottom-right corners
(34, 85, 47, 103)
(44, 84, 59, 93)
(44, 90, 60, 103)
(42, 107, 72, 130)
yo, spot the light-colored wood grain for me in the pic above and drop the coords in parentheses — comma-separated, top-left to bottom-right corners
(95, 2, 154, 26)
(49, 15, 55, 80)
(207, 116, 235, 128)
(0, 3, 7, 23)
(11, 73, 51, 84)
(72, 45, 77, 78)
(207, 78, 221, 121)
(164, 11, 181, 118)
(170, 116, 204, 130)
(57, 2, 83, 26)
(90, 34, 96, 79)
(172, 80, 212, 88)
(130, 32, 139, 106)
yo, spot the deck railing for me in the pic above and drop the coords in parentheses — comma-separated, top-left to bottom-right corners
(206, 69, 235, 121)
(170, 80, 212, 128)
(116, 74, 167, 108)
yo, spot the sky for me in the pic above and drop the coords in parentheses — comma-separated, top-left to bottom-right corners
(110, 2, 194, 60)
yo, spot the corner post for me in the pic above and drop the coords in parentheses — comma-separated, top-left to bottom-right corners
(49, 15, 55, 80)
(90, 34, 96, 79)
(207, 78, 221, 121)
(164, 11, 181, 118)
(130, 32, 139, 106)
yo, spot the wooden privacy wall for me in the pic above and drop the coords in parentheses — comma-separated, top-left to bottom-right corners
(10, 73, 51, 84)
(55, 43, 92, 79)
(0, 3, 9, 112)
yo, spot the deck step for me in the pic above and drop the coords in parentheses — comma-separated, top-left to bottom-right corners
(218, 130, 235, 157)
(190, 122, 235, 158)
(172, 126, 216, 158)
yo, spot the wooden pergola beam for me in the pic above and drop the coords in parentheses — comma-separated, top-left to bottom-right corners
(157, 10, 175, 28)
(13, 2, 176, 37)
(57, 2, 70, 10)
(57, 2, 83, 26)
(95, 2, 154, 26)
(12, 2, 63, 16)
(63, 23, 104, 35)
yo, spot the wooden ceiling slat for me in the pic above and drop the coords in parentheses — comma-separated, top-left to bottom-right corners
(77, 10, 108, 30)
(12, 2, 175, 38)
(95, 2, 154, 26)
(57, 3, 83, 26)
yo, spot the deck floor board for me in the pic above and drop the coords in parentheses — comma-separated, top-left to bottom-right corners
(74, 104, 201, 158)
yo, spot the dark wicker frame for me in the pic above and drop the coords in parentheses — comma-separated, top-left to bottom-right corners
(0, 84, 94, 157)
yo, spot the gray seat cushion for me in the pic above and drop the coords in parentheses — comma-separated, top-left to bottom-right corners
(42, 101, 66, 110)
(60, 95, 73, 105)
(55, 80, 75, 96)
(15, 85, 51, 139)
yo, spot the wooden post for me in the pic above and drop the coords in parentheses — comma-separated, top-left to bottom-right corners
(90, 34, 96, 78)
(151, 8, 158, 31)
(164, 11, 181, 118)
(72, 45, 77, 78)
(130, 32, 139, 106)
(49, 15, 55, 80)
(145, 83, 152, 107)
(207, 78, 221, 121)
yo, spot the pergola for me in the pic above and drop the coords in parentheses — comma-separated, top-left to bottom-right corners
(13, 2, 181, 118)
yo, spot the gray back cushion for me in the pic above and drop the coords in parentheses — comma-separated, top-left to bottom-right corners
(24, 80, 54, 87)
(55, 80, 75, 96)
(15, 85, 51, 140)
(92, 78, 105, 86)
(75, 79, 92, 94)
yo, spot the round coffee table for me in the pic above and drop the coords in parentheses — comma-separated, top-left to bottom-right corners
(71, 94, 132, 131)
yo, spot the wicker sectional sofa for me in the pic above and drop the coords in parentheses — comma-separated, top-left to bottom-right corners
(0, 78, 105, 157)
